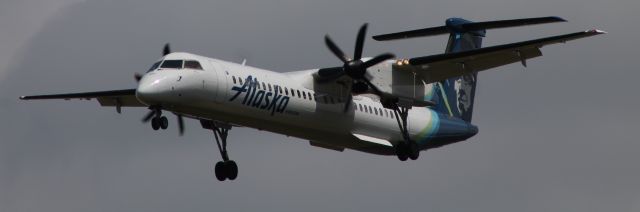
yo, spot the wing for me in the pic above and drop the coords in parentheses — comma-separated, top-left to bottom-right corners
(20, 89, 145, 112)
(399, 29, 605, 84)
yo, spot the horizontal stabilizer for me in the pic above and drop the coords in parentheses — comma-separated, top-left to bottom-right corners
(396, 29, 605, 85)
(373, 16, 566, 41)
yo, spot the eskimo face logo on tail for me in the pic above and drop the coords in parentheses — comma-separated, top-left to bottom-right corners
(229, 76, 290, 116)
(454, 74, 475, 114)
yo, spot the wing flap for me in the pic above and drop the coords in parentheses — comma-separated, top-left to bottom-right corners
(351, 133, 393, 147)
(405, 29, 605, 83)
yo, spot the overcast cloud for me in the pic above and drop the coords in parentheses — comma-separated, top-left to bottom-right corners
(1, 0, 638, 211)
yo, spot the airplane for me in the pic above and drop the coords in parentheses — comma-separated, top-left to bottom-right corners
(20, 16, 604, 181)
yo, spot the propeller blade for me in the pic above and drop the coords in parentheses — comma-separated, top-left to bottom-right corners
(362, 78, 383, 96)
(163, 43, 171, 56)
(142, 110, 155, 123)
(343, 94, 353, 113)
(177, 115, 185, 136)
(134, 73, 143, 82)
(362, 53, 395, 68)
(324, 35, 350, 63)
(354, 24, 368, 60)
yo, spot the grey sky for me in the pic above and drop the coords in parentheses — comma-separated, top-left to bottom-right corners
(1, 0, 638, 211)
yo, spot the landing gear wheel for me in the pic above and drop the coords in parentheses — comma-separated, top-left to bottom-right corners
(151, 117, 160, 130)
(225, 160, 238, 180)
(214, 161, 226, 181)
(159, 116, 169, 130)
(408, 142, 420, 160)
(395, 143, 409, 161)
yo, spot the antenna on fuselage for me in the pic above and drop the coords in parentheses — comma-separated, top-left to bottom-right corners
(241, 59, 247, 66)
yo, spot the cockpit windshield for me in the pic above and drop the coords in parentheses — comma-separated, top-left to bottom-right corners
(147, 60, 203, 72)
(147, 61, 161, 72)
(184, 60, 203, 70)
(160, 60, 183, 69)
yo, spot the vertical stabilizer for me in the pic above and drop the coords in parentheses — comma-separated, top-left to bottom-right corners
(431, 18, 483, 122)
(372, 16, 567, 122)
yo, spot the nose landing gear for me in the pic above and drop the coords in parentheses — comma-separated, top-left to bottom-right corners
(151, 116, 169, 130)
(146, 107, 169, 131)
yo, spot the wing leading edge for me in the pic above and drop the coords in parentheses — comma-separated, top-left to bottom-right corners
(20, 89, 145, 111)
(398, 29, 605, 84)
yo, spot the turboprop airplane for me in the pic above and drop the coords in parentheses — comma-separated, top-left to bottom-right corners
(20, 17, 604, 181)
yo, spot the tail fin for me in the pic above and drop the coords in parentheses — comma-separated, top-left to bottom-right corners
(374, 16, 566, 123)
(431, 18, 482, 122)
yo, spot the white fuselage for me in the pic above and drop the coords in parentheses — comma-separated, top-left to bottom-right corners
(136, 53, 444, 155)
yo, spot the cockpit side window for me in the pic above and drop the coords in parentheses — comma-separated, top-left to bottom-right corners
(184, 60, 203, 70)
(160, 60, 183, 69)
(147, 61, 161, 72)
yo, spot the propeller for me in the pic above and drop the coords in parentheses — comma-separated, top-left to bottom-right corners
(136, 43, 185, 136)
(320, 24, 397, 112)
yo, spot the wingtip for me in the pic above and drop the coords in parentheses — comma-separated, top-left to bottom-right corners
(550, 16, 568, 22)
(588, 29, 607, 34)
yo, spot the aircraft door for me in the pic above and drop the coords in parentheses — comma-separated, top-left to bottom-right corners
(205, 60, 226, 103)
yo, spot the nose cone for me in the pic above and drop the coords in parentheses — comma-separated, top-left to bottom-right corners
(136, 73, 170, 105)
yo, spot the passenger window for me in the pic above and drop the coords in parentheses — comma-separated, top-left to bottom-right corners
(184, 60, 203, 70)
(261, 82, 266, 90)
(358, 104, 363, 111)
(296, 90, 301, 98)
(310, 93, 314, 101)
(239, 78, 243, 85)
(232, 76, 237, 84)
(268, 84, 272, 92)
(285, 88, 289, 96)
(302, 91, 307, 99)
(368, 106, 373, 114)
(160, 60, 183, 69)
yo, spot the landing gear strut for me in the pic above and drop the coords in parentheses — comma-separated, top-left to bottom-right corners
(203, 121, 238, 181)
(392, 106, 420, 161)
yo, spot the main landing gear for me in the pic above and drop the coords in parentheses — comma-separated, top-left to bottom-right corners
(201, 120, 238, 181)
(392, 106, 420, 161)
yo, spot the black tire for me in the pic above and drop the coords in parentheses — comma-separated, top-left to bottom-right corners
(408, 141, 420, 160)
(214, 161, 226, 181)
(395, 143, 409, 161)
(151, 117, 160, 130)
(225, 160, 238, 180)
(159, 116, 169, 130)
